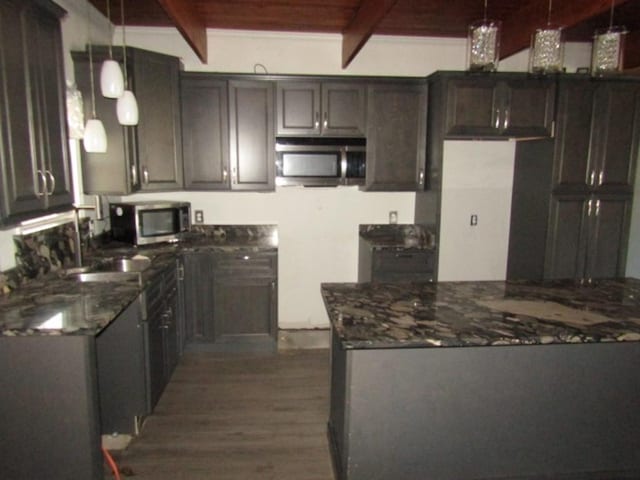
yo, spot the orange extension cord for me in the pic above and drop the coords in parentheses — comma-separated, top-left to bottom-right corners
(102, 446, 122, 480)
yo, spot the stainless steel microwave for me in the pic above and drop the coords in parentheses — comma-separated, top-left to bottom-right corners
(275, 137, 366, 186)
(109, 201, 191, 245)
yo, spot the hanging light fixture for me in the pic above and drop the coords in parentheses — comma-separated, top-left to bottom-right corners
(100, 0, 124, 98)
(83, 2, 107, 153)
(467, 0, 501, 71)
(529, 0, 564, 73)
(116, 0, 139, 125)
(591, 0, 627, 75)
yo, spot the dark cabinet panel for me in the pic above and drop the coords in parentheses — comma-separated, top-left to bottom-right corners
(0, 0, 72, 222)
(364, 82, 427, 191)
(181, 75, 229, 190)
(359, 238, 434, 283)
(134, 49, 183, 191)
(229, 80, 275, 191)
(182, 252, 216, 343)
(276, 80, 365, 137)
(586, 196, 631, 279)
(440, 73, 555, 139)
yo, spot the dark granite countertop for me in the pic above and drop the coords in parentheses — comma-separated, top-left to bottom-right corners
(1, 225, 277, 337)
(321, 279, 640, 349)
(359, 224, 436, 250)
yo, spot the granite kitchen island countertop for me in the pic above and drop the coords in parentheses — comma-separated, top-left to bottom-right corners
(321, 279, 640, 349)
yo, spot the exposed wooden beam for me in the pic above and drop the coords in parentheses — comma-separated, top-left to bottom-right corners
(500, 0, 633, 59)
(341, 0, 399, 69)
(624, 30, 640, 70)
(155, 0, 207, 63)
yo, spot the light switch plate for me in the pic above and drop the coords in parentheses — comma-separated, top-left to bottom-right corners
(389, 211, 398, 224)
(194, 210, 204, 224)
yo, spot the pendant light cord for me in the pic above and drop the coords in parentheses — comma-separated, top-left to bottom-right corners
(483, 0, 488, 22)
(608, 0, 615, 29)
(106, 0, 113, 59)
(547, 0, 553, 26)
(120, 0, 128, 89)
(87, 1, 97, 119)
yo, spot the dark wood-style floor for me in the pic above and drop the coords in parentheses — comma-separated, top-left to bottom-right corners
(109, 349, 334, 480)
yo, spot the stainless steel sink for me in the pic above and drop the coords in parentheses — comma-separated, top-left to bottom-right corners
(71, 271, 142, 283)
(62, 256, 151, 284)
(101, 257, 151, 273)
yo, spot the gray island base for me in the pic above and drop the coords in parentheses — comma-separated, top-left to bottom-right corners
(322, 280, 640, 480)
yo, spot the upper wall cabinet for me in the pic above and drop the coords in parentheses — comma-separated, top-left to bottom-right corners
(433, 72, 556, 139)
(73, 47, 183, 194)
(363, 81, 427, 191)
(552, 78, 640, 195)
(180, 74, 229, 190)
(0, 0, 73, 224)
(276, 81, 366, 137)
(229, 80, 275, 191)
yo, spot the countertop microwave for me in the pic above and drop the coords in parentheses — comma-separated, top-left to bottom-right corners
(110, 201, 191, 245)
(275, 137, 366, 186)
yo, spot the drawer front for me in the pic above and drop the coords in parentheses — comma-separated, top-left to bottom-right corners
(372, 249, 434, 275)
(214, 252, 277, 276)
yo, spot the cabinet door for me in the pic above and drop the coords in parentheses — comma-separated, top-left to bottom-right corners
(0, 0, 41, 218)
(72, 49, 138, 194)
(181, 75, 229, 190)
(501, 78, 555, 138)
(364, 82, 427, 191)
(163, 288, 179, 380)
(229, 80, 275, 191)
(213, 274, 277, 350)
(322, 82, 366, 136)
(444, 77, 500, 137)
(586, 196, 631, 279)
(591, 82, 640, 193)
(544, 195, 589, 280)
(182, 252, 216, 342)
(552, 80, 597, 192)
(276, 81, 321, 136)
(134, 50, 183, 191)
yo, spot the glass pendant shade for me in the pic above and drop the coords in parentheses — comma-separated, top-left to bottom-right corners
(83, 118, 107, 153)
(467, 19, 501, 71)
(591, 26, 627, 75)
(529, 26, 564, 73)
(117, 90, 139, 125)
(100, 59, 124, 98)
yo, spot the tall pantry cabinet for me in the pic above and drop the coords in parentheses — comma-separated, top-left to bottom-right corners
(507, 76, 640, 281)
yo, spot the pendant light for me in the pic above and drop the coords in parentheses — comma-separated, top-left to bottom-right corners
(100, 0, 124, 98)
(116, 0, 138, 125)
(467, 0, 501, 72)
(529, 0, 564, 73)
(83, 3, 107, 153)
(591, 0, 627, 75)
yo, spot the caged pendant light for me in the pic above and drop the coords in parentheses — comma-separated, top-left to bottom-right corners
(83, 2, 107, 153)
(99, 0, 124, 98)
(529, 0, 564, 73)
(591, 0, 627, 75)
(116, 0, 139, 125)
(467, 0, 501, 72)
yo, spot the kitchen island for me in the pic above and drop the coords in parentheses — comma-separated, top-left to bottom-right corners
(321, 280, 640, 480)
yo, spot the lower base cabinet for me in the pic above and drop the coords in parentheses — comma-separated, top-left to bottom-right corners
(183, 250, 278, 352)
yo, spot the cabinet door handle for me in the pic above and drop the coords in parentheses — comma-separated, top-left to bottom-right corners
(142, 166, 149, 184)
(598, 170, 604, 186)
(223, 168, 228, 181)
(595, 199, 600, 216)
(35, 170, 46, 198)
(323, 111, 328, 129)
(503, 108, 510, 130)
(232, 166, 237, 184)
(314, 111, 320, 129)
(418, 169, 424, 186)
(131, 164, 138, 186)
(45, 170, 55, 195)
(587, 199, 593, 216)
(589, 170, 595, 186)
(495, 109, 501, 129)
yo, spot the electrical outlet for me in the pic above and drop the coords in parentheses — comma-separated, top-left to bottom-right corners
(470, 214, 478, 226)
(389, 211, 398, 224)
(194, 210, 204, 224)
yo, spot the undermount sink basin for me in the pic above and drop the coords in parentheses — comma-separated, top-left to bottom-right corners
(71, 271, 142, 283)
(62, 256, 150, 284)
(101, 257, 151, 273)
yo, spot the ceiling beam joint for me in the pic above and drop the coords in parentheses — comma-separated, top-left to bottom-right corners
(155, 0, 207, 63)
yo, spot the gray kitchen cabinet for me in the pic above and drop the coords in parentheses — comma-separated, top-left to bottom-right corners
(358, 238, 434, 282)
(72, 46, 183, 194)
(180, 74, 230, 190)
(433, 72, 556, 139)
(229, 80, 275, 191)
(144, 262, 180, 411)
(182, 251, 216, 343)
(276, 80, 366, 136)
(96, 297, 146, 435)
(0, 0, 73, 224)
(552, 78, 640, 194)
(363, 81, 427, 191)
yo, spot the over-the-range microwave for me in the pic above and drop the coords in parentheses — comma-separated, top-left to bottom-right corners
(275, 137, 366, 186)
(110, 201, 191, 245)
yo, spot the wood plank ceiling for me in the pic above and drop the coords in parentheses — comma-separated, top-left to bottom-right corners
(88, 0, 640, 71)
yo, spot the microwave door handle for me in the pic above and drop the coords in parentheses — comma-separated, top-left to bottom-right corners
(340, 148, 347, 182)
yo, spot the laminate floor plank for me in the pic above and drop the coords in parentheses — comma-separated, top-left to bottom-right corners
(110, 349, 333, 480)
